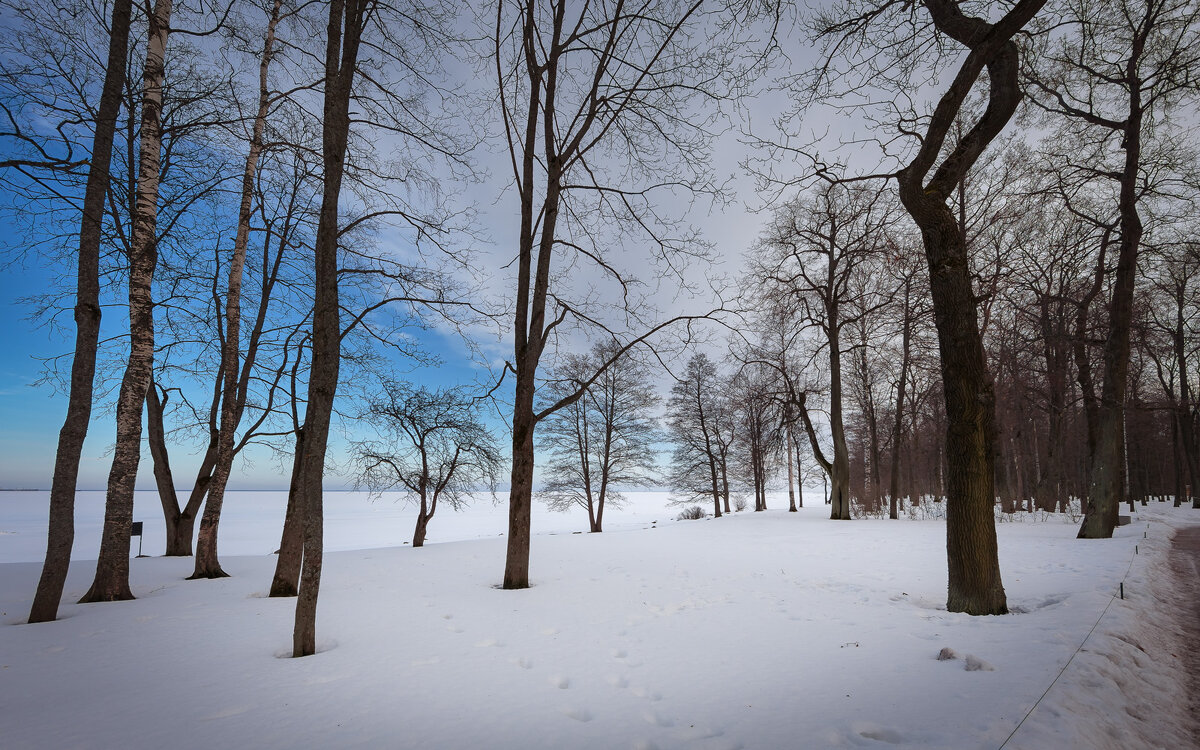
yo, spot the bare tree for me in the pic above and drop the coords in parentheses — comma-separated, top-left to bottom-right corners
(356, 383, 500, 547)
(492, 0, 755, 588)
(810, 0, 1047, 613)
(751, 180, 894, 520)
(291, 0, 366, 658)
(1024, 0, 1200, 538)
(730, 364, 782, 512)
(80, 0, 174, 604)
(539, 342, 660, 532)
(666, 353, 731, 517)
(882, 233, 929, 518)
(191, 0, 288, 580)
(293, 0, 467, 656)
(17, 0, 135, 623)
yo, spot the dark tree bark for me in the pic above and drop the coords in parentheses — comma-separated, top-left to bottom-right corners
(887, 273, 914, 520)
(269, 429, 305, 597)
(890, 0, 1046, 615)
(1078, 118, 1143, 539)
(80, 0, 173, 605)
(495, 0, 733, 588)
(293, 0, 365, 657)
(28, 0, 134, 623)
(145, 380, 187, 554)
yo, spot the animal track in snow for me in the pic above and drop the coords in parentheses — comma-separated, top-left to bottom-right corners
(549, 675, 571, 689)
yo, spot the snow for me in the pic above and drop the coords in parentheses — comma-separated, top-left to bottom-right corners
(1, 490, 1195, 749)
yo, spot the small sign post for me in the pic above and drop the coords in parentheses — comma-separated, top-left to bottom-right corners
(131, 521, 145, 557)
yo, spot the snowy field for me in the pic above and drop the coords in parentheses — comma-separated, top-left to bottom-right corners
(0, 490, 1195, 749)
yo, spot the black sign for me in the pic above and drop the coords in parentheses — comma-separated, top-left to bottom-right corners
(130, 521, 143, 537)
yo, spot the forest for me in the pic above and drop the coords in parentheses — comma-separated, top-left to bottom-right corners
(1, 0, 1197, 660)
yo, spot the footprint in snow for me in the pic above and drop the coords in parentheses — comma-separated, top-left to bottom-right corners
(642, 709, 674, 727)
(475, 638, 503, 648)
(606, 674, 630, 689)
(550, 675, 571, 689)
(612, 648, 628, 659)
(562, 707, 592, 722)
(513, 656, 534, 669)
(855, 725, 904, 744)
(631, 686, 662, 702)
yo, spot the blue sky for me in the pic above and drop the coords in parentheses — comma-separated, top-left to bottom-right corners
(0, 5, 814, 493)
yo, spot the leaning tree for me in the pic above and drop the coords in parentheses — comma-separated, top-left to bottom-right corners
(807, 0, 1050, 614)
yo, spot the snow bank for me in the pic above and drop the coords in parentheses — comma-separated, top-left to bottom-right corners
(1, 492, 1194, 749)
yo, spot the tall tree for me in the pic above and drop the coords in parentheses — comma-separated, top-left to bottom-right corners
(665, 353, 731, 518)
(493, 0, 749, 588)
(25, 0, 134, 623)
(1024, 0, 1200, 538)
(81, 0, 174, 604)
(811, 0, 1047, 613)
(292, 0, 367, 658)
(752, 181, 893, 520)
(191, 0, 288, 580)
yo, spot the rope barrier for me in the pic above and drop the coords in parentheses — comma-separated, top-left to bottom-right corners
(997, 523, 1143, 749)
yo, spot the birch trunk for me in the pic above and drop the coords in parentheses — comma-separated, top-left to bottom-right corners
(80, 0, 172, 605)
(192, 0, 284, 580)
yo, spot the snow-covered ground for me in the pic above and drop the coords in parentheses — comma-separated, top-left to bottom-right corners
(0, 490, 1195, 749)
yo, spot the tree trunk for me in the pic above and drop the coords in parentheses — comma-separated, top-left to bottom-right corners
(794, 435, 804, 508)
(828, 335, 852, 521)
(413, 505, 430, 547)
(1079, 84, 1143, 540)
(504, 386, 535, 588)
(192, 0, 283, 581)
(786, 423, 797, 512)
(888, 292, 910, 521)
(145, 380, 185, 554)
(80, 0, 172, 605)
(293, 0, 361, 657)
(899, 189, 1006, 614)
(269, 430, 304, 597)
(28, 0, 134, 623)
(887, 0, 1043, 616)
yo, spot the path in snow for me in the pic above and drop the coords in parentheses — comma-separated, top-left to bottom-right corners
(1169, 524, 1200, 746)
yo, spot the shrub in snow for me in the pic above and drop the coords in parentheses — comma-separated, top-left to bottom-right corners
(676, 506, 705, 520)
(850, 499, 887, 520)
(906, 500, 946, 521)
(733, 496, 747, 512)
